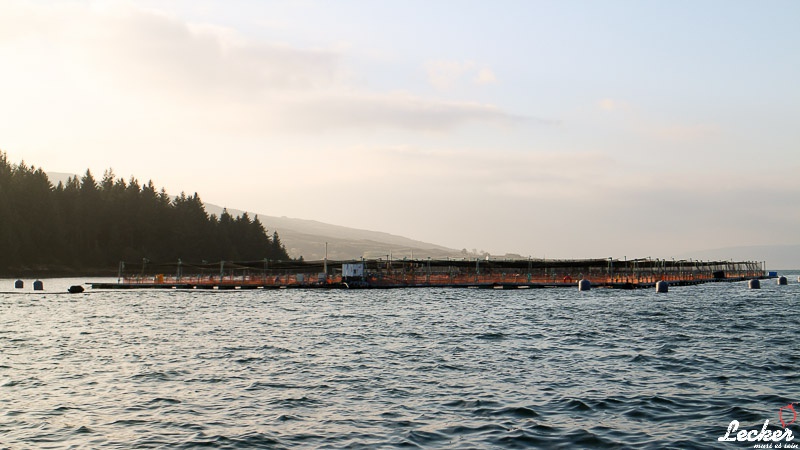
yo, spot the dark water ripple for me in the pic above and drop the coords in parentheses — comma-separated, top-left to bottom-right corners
(1, 275, 799, 448)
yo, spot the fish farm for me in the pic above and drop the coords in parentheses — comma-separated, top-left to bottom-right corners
(90, 258, 768, 290)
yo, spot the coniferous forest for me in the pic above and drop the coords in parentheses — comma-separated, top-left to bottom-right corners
(0, 152, 291, 276)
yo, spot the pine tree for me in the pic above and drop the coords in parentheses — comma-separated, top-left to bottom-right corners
(0, 151, 297, 275)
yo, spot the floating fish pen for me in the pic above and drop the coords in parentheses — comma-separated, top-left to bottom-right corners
(91, 258, 768, 290)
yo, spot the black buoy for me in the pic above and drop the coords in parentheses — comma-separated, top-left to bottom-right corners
(68, 285, 85, 294)
(777, 276, 788, 286)
(748, 279, 760, 289)
(656, 281, 669, 293)
(33, 280, 44, 291)
(14, 279, 23, 289)
(578, 279, 591, 291)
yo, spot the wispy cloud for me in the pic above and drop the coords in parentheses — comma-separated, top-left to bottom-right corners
(650, 124, 721, 141)
(426, 59, 497, 89)
(592, 98, 721, 144)
(332, 146, 616, 198)
(0, 2, 521, 138)
(426, 60, 475, 90)
(474, 68, 497, 85)
(275, 92, 523, 132)
(597, 98, 631, 112)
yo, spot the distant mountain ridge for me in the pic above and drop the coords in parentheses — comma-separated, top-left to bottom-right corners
(46, 172, 799, 266)
(203, 203, 466, 261)
(196, 205, 800, 267)
(47, 171, 462, 260)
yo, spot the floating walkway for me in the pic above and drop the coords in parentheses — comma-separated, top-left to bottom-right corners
(91, 258, 768, 290)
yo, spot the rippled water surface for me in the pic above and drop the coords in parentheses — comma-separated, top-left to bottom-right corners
(2, 275, 799, 449)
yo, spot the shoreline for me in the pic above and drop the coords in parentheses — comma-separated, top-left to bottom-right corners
(0, 267, 119, 279)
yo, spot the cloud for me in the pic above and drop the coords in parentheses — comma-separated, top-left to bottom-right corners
(333, 145, 617, 199)
(597, 98, 631, 112)
(275, 92, 523, 132)
(426, 60, 497, 89)
(651, 124, 720, 141)
(474, 68, 497, 85)
(426, 60, 475, 89)
(70, 5, 342, 96)
(591, 98, 721, 145)
(0, 2, 522, 139)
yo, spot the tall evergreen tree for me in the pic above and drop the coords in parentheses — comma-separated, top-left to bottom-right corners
(0, 151, 293, 275)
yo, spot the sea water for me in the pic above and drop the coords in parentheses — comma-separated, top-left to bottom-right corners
(1, 274, 798, 449)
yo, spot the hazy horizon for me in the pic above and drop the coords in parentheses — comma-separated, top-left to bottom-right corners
(2, 1, 798, 259)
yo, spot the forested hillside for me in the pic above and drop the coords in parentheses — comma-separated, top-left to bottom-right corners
(0, 152, 290, 275)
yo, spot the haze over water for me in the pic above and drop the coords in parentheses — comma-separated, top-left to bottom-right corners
(1, 276, 799, 449)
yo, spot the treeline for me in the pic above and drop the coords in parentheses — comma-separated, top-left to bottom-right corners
(0, 152, 291, 275)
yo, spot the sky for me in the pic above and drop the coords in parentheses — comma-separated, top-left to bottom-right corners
(1, 0, 798, 259)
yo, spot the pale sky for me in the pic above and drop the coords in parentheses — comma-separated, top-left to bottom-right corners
(1, 0, 798, 259)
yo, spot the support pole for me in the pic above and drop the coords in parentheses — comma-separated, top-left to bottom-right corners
(427, 257, 431, 284)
